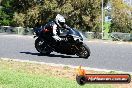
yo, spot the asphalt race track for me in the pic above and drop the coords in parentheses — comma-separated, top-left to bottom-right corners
(0, 33, 132, 72)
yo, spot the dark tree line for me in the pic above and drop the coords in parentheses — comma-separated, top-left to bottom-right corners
(0, 0, 131, 33)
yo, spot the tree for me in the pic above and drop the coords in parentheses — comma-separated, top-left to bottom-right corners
(12, 0, 109, 31)
(12, 0, 38, 13)
(68, 0, 99, 31)
(110, 0, 132, 33)
(0, 0, 14, 26)
(13, 12, 25, 27)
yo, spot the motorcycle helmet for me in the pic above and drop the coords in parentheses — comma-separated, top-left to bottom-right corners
(55, 14, 65, 27)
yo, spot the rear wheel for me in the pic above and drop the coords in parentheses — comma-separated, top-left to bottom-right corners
(35, 38, 52, 55)
(76, 43, 90, 59)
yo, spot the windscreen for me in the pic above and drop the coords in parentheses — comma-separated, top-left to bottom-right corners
(67, 28, 83, 40)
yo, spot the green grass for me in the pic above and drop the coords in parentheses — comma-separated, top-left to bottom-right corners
(0, 60, 113, 88)
(0, 69, 113, 88)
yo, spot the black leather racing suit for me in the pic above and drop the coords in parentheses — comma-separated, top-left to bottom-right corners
(41, 21, 70, 43)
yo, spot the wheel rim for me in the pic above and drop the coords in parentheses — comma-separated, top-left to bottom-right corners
(80, 46, 88, 57)
(77, 46, 88, 57)
(36, 40, 46, 53)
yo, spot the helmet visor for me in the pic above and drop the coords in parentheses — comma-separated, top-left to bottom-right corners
(58, 20, 65, 27)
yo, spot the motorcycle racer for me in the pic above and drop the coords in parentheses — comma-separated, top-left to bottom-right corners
(41, 14, 70, 42)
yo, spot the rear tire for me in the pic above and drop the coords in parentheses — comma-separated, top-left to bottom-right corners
(76, 43, 90, 59)
(35, 38, 51, 55)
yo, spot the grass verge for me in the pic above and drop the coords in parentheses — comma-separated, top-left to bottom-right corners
(0, 58, 130, 88)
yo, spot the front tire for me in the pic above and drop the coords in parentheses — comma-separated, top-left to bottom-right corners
(76, 43, 91, 59)
(35, 38, 51, 55)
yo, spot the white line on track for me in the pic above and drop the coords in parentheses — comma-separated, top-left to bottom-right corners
(1, 57, 132, 75)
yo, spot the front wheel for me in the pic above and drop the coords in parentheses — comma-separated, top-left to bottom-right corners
(76, 43, 91, 59)
(35, 38, 52, 55)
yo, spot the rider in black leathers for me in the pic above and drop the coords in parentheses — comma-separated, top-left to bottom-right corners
(38, 14, 70, 44)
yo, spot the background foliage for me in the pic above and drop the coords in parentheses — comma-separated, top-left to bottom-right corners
(0, 0, 131, 33)
(110, 0, 132, 33)
(0, 0, 13, 26)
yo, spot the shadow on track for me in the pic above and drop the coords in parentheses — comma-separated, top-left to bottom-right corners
(20, 52, 79, 58)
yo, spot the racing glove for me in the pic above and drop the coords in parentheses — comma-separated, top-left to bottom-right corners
(53, 36, 62, 41)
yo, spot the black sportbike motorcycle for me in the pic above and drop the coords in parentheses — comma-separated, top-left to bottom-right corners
(34, 27, 90, 59)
